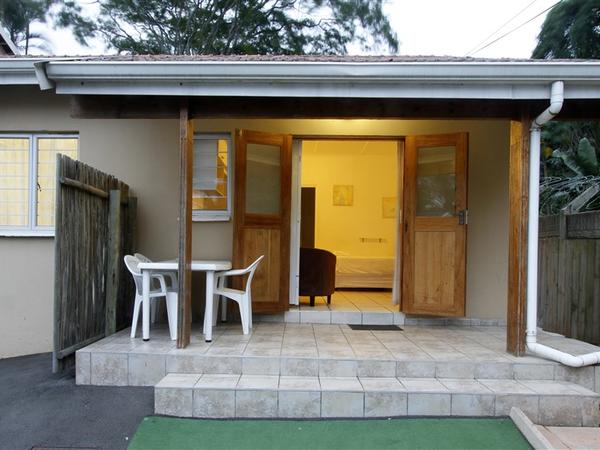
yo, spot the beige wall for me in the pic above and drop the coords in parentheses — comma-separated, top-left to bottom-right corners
(0, 86, 510, 358)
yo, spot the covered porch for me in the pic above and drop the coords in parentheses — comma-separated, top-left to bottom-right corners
(33, 57, 600, 365)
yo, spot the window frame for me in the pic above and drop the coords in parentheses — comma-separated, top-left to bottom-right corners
(192, 132, 233, 222)
(0, 133, 79, 237)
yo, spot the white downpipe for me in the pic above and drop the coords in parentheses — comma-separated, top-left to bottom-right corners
(526, 81, 600, 367)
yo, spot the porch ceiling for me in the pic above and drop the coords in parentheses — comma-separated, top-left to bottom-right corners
(69, 95, 600, 120)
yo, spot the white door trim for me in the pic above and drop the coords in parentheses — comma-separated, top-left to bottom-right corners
(289, 139, 302, 305)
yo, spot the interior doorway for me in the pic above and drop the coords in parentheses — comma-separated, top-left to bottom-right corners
(291, 139, 401, 310)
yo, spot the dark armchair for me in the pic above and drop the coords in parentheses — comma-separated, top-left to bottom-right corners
(299, 247, 337, 307)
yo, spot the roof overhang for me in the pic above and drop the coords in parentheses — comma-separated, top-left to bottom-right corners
(2, 58, 600, 100)
(38, 60, 600, 100)
(0, 59, 40, 84)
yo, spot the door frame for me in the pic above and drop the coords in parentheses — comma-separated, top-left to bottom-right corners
(289, 135, 405, 307)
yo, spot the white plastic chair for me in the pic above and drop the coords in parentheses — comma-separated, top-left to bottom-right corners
(212, 255, 264, 335)
(134, 253, 178, 323)
(124, 255, 178, 341)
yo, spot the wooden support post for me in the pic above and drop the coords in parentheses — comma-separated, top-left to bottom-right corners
(507, 118, 530, 355)
(177, 102, 194, 348)
(105, 189, 122, 336)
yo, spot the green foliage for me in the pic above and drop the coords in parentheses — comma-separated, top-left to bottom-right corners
(541, 122, 600, 177)
(532, 0, 600, 59)
(56, 0, 398, 55)
(0, 0, 56, 54)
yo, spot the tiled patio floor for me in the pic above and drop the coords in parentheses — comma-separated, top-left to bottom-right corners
(299, 290, 396, 311)
(83, 321, 600, 364)
(268, 290, 506, 326)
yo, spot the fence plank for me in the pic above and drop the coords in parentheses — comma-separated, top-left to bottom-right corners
(105, 189, 122, 336)
(538, 210, 600, 345)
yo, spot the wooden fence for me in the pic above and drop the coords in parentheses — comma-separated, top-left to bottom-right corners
(53, 155, 137, 372)
(538, 211, 600, 345)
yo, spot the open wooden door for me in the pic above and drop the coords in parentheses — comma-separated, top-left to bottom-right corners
(402, 133, 468, 316)
(233, 129, 292, 313)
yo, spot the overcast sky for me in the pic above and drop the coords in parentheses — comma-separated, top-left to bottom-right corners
(34, 0, 558, 58)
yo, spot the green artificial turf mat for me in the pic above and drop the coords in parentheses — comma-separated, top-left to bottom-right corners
(128, 417, 531, 450)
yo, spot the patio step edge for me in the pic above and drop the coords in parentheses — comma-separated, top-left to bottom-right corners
(153, 373, 600, 426)
(77, 348, 600, 392)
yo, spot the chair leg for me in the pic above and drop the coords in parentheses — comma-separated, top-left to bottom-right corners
(310, 296, 315, 307)
(130, 294, 142, 338)
(151, 300, 158, 324)
(327, 295, 331, 305)
(240, 300, 250, 335)
(212, 295, 219, 327)
(165, 294, 178, 341)
(221, 298, 228, 322)
(247, 294, 253, 331)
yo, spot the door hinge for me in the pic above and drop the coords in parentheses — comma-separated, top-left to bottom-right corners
(458, 209, 468, 225)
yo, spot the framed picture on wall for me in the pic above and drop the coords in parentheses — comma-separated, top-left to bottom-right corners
(382, 197, 397, 218)
(333, 185, 353, 206)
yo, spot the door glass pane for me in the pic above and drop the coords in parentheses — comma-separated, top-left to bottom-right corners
(36, 138, 78, 227)
(0, 138, 30, 227)
(246, 143, 281, 215)
(416, 145, 456, 216)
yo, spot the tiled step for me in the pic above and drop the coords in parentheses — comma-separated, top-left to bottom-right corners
(154, 374, 600, 426)
(79, 348, 597, 391)
(256, 308, 404, 325)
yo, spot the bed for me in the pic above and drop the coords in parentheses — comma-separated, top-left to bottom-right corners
(334, 255, 395, 289)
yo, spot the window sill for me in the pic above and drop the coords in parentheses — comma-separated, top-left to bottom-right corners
(0, 230, 55, 238)
(192, 214, 231, 222)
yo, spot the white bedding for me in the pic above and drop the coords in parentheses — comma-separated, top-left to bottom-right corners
(335, 256, 395, 289)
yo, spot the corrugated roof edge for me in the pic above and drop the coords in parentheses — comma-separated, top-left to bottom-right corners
(2, 53, 600, 63)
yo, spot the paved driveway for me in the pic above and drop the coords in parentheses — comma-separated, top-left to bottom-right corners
(0, 352, 153, 450)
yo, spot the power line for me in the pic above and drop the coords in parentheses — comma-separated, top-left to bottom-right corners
(465, 0, 538, 56)
(469, 1, 560, 56)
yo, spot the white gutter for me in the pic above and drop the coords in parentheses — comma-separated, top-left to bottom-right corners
(526, 80, 600, 367)
(0, 59, 41, 84)
(34, 59, 600, 98)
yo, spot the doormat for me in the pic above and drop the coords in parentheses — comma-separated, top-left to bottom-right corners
(348, 324, 402, 331)
(32, 447, 99, 450)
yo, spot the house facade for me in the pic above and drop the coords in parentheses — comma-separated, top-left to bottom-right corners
(1, 56, 599, 360)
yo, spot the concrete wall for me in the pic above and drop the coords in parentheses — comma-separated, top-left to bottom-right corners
(0, 86, 510, 358)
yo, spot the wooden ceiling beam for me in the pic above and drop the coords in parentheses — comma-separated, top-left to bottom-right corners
(70, 95, 600, 121)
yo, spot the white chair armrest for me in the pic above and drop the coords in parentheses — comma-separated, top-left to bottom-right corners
(153, 274, 169, 294)
(215, 268, 251, 278)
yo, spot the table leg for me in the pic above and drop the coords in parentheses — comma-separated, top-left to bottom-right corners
(142, 270, 150, 341)
(204, 271, 214, 342)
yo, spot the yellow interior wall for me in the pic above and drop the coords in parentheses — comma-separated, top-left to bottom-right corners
(301, 140, 397, 257)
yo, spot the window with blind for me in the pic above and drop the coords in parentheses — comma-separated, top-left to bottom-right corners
(193, 134, 231, 221)
(0, 134, 78, 235)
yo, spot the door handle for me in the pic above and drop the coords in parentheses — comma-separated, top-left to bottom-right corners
(458, 209, 468, 225)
